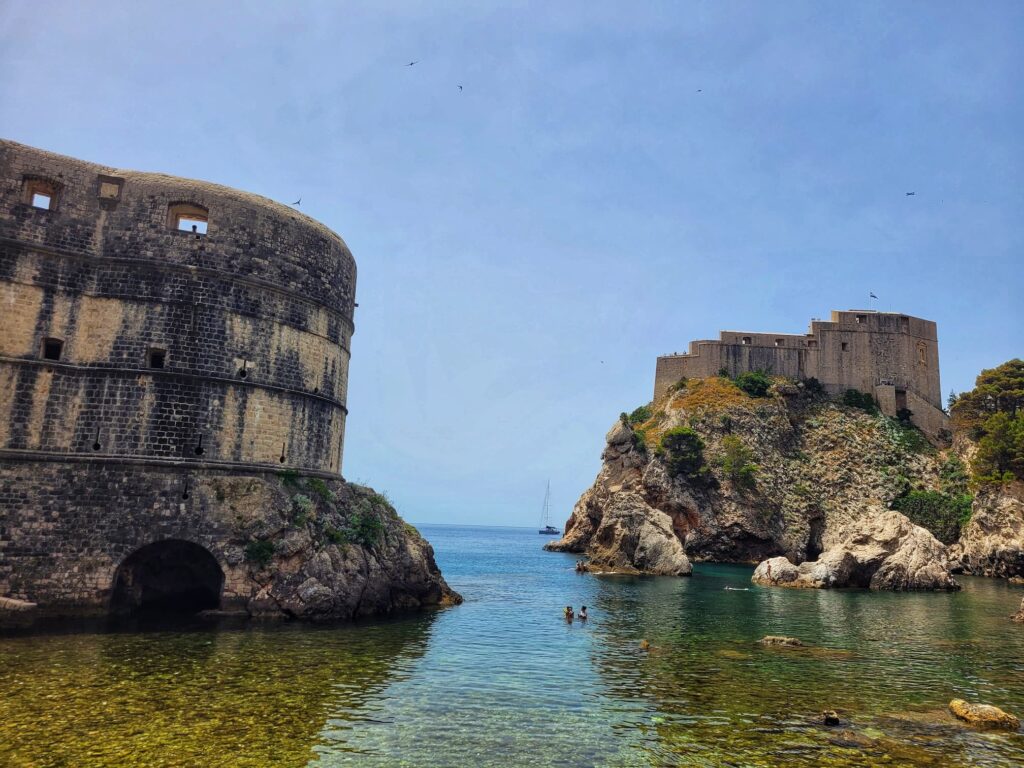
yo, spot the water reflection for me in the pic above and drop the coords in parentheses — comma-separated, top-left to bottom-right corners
(0, 615, 436, 767)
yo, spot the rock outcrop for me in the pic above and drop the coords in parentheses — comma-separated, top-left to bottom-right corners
(948, 699, 1021, 730)
(1013, 598, 1024, 624)
(547, 377, 953, 581)
(751, 510, 960, 591)
(950, 482, 1024, 578)
(214, 476, 461, 620)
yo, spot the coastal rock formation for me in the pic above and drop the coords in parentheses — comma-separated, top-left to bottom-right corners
(751, 510, 960, 591)
(950, 482, 1024, 578)
(547, 376, 952, 576)
(948, 699, 1021, 730)
(1013, 598, 1024, 624)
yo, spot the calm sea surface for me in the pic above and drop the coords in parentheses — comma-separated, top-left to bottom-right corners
(2, 524, 1024, 767)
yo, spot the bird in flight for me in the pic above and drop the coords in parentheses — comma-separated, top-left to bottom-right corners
(291, 198, 301, 206)
(406, 61, 417, 66)
(906, 191, 915, 196)
(458, 85, 463, 91)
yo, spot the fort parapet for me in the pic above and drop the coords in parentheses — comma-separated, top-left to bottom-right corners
(654, 310, 949, 440)
(0, 140, 356, 613)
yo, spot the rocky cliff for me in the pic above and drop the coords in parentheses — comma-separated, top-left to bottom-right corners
(206, 473, 461, 620)
(547, 376, 961, 588)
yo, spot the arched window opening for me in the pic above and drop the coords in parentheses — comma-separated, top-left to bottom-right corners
(168, 202, 209, 235)
(111, 540, 223, 616)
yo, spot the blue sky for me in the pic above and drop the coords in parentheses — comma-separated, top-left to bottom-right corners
(2, 2, 1021, 526)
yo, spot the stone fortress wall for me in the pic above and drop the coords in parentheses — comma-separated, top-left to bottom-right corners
(0, 140, 357, 611)
(654, 310, 949, 439)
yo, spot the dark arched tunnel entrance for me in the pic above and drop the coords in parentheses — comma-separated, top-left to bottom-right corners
(111, 540, 224, 615)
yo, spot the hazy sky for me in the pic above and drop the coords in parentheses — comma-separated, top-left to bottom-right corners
(2, 2, 1021, 526)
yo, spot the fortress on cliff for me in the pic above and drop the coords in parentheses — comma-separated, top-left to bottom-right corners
(654, 309, 949, 439)
(0, 140, 356, 614)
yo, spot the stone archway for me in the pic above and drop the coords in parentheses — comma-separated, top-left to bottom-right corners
(111, 539, 224, 615)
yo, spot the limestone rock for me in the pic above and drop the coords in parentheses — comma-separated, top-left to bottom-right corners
(0, 596, 37, 612)
(950, 482, 1024, 578)
(583, 492, 692, 575)
(752, 510, 960, 591)
(758, 635, 804, 647)
(1013, 598, 1024, 624)
(948, 699, 1020, 730)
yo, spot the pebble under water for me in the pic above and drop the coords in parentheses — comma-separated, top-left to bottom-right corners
(2, 524, 1024, 767)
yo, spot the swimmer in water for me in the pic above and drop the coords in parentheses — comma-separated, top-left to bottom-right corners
(564, 605, 574, 621)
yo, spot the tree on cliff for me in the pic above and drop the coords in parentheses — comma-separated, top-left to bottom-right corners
(951, 359, 1024, 483)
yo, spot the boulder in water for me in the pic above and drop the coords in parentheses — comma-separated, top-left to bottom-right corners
(758, 635, 804, 647)
(948, 699, 1020, 730)
(752, 510, 959, 591)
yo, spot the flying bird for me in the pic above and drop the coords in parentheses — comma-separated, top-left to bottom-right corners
(870, 292, 878, 299)
(291, 198, 301, 206)
(406, 61, 417, 66)
(458, 85, 463, 91)
(906, 191, 915, 196)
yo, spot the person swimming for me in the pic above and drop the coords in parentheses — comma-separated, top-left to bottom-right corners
(578, 606, 588, 621)
(564, 605, 574, 621)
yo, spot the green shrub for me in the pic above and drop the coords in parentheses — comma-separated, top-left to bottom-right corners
(291, 494, 315, 525)
(718, 367, 731, 378)
(348, 509, 386, 548)
(734, 371, 772, 398)
(802, 377, 824, 395)
(891, 490, 973, 545)
(659, 427, 706, 479)
(631, 428, 648, 455)
(307, 477, 335, 503)
(939, 456, 970, 496)
(719, 435, 758, 490)
(325, 527, 348, 546)
(896, 407, 914, 424)
(842, 389, 878, 413)
(244, 540, 275, 568)
(627, 405, 652, 425)
(667, 377, 688, 394)
(277, 468, 301, 488)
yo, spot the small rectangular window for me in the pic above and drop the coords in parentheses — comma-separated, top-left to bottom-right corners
(807, 340, 818, 349)
(31, 192, 53, 210)
(42, 338, 63, 361)
(148, 348, 167, 369)
(856, 314, 867, 324)
(741, 336, 752, 346)
(841, 342, 848, 351)
(775, 338, 784, 347)
(177, 217, 208, 234)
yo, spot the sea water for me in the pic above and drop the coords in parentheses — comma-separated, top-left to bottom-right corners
(2, 524, 1023, 767)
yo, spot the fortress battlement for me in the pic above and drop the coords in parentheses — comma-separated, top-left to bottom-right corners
(654, 309, 949, 440)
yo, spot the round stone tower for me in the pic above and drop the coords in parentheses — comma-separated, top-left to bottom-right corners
(0, 139, 360, 613)
(0, 139, 354, 474)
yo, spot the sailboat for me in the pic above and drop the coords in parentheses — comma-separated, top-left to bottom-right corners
(538, 481, 559, 535)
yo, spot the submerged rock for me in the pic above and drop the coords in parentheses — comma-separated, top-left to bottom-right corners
(752, 511, 960, 591)
(1013, 598, 1024, 624)
(948, 699, 1021, 730)
(822, 710, 841, 726)
(758, 635, 804, 647)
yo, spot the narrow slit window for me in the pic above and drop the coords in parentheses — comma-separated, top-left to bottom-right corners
(42, 338, 64, 361)
(841, 342, 848, 351)
(148, 348, 167, 369)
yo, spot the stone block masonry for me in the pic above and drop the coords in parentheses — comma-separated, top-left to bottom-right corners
(0, 139, 374, 614)
(654, 310, 949, 441)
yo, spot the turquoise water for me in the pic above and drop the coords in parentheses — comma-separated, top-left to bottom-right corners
(2, 524, 1024, 766)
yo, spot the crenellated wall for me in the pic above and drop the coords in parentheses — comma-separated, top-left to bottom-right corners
(654, 310, 948, 440)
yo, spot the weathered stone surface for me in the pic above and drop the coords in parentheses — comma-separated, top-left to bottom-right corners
(548, 380, 952, 577)
(950, 482, 1024, 578)
(0, 596, 36, 612)
(948, 699, 1020, 730)
(581, 492, 692, 575)
(752, 510, 959, 591)
(1013, 598, 1024, 624)
(758, 635, 804, 647)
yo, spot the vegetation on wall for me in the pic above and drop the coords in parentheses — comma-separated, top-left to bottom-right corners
(951, 359, 1024, 484)
(891, 490, 973, 545)
(245, 540, 275, 567)
(841, 389, 878, 413)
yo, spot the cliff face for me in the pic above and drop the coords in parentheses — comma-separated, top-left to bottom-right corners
(951, 482, 1024, 578)
(547, 377, 954, 582)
